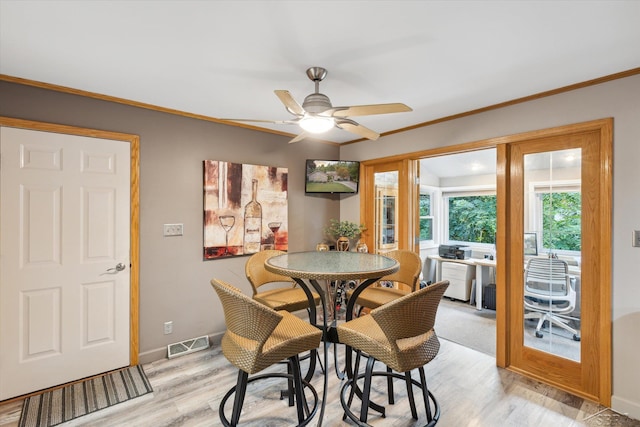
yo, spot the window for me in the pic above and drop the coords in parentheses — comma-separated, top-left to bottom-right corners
(539, 191, 581, 252)
(419, 193, 433, 242)
(445, 194, 496, 245)
(529, 180, 581, 254)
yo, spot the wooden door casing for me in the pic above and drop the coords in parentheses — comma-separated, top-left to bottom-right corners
(498, 119, 612, 405)
(0, 117, 140, 401)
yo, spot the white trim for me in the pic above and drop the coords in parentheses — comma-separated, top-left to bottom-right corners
(611, 395, 640, 423)
(441, 184, 496, 197)
(529, 179, 580, 194)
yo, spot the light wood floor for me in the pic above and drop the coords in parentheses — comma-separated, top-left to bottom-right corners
(0, 338, 635, 427)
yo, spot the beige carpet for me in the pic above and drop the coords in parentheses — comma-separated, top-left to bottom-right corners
(436, 297, 581, 361)
(435, 297, 497, 356)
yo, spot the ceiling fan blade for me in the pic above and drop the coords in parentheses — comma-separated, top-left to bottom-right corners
(274, 90, 305, 116)
(328, 103, 412, 118)
(336, 120, 379, 140)
(288, 132, 309, 144)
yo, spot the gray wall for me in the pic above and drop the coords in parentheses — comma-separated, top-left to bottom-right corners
(0, 81, 340, 362)
(340, 74, 640, 418)
(2, 74, 638, 417)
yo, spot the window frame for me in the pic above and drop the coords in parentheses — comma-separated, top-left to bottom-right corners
(419, 185, 439, 249)
(418, 185, 437, 248)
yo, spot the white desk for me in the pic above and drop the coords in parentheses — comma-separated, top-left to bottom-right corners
(428, 255, 580, 311)
(427, 255, 495, 310)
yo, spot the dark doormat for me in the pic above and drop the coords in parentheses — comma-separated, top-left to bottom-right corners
(18, 365, 153, 427)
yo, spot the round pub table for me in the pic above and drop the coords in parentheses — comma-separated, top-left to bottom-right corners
(265, 251, 399, 427)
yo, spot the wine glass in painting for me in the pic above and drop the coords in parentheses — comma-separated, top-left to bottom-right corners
(219, 215, 235, 255)
(268, 222, 281, 248)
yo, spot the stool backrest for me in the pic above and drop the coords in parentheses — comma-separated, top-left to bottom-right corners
(379, 249, 423, 292)
(211, 278, 282, 352)
(245, 250, 295, 294)
(371, 280, 449, 345)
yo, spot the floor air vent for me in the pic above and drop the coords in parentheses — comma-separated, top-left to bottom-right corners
(167, 335, 210, 359)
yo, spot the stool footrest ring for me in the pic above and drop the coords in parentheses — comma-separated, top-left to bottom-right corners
(219, 372, 319, 426)
(340, 370, 440, 427)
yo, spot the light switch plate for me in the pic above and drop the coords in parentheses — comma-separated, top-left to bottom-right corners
(164, 223, 183, 236)
(633, 230, 640, 248)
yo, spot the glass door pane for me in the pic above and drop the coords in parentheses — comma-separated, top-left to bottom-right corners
(374, 171, 399, 253)
(522, 148, 581, 361)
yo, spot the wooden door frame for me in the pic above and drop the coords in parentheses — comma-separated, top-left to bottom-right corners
(357, 118, 611, 405)
(0, 116, 140, 366)
(497, 118, 612, 405)
(359, 159, 418, 253)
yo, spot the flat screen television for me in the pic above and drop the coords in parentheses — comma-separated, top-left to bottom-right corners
(305, 159, 360, 194)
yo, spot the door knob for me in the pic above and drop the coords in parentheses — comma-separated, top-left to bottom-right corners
(106, 263, 126, 273)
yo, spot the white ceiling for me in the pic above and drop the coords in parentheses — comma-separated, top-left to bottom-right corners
(421, 149, 497, 179)
(419, 147, 582, 179)
(1, 1, 639, 144)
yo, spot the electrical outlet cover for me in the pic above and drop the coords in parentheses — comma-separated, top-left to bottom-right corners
(163, 321, 173, 334)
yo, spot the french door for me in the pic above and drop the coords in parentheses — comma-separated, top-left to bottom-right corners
(359, 159, 418, 254)
(359, 119, 611, 405)
(499, 119, 612, 404)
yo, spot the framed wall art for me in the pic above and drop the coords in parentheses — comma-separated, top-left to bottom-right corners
(203, 160, 288, 260)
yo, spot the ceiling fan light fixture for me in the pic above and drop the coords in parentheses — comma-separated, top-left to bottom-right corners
(231, 67, 411, 142)
(299, 115, 334, 133)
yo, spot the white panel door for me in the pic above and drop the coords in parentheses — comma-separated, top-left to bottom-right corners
(0, 126, 131, 400)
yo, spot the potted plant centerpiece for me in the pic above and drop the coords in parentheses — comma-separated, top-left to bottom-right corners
(325, 219, 365, 251)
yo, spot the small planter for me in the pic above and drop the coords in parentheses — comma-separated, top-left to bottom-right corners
(325, 219, 365, 251)
(336, 236, 350, 251)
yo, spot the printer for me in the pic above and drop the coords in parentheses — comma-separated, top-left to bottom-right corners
(439, 244, 471, 260)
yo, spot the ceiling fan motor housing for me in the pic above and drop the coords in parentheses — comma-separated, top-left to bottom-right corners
(302, 93, 332, 114)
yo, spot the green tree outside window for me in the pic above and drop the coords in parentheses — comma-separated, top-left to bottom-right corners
(448, 195, 496, 244)
(541, 192, 581, 251)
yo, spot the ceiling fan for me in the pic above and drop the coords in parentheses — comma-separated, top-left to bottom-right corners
(221, 67, 413, 143)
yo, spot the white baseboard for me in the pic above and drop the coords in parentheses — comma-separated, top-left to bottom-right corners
(611, 395, 640, 422)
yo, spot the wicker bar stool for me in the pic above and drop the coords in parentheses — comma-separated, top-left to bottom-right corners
(337, 280, 450, 426)
(245, 250, 323, 399)
(210, 279, 322, 426)
(344, 250, 423, 405)
(246, 250, 321, 315)
(346, 249, 422, 317)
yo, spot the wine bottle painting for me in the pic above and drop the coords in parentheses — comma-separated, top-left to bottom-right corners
(203, 160, 288, 260)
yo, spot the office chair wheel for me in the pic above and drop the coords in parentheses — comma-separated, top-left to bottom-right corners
(535, 331, 544, 338)
(573, 334, 581, 342)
